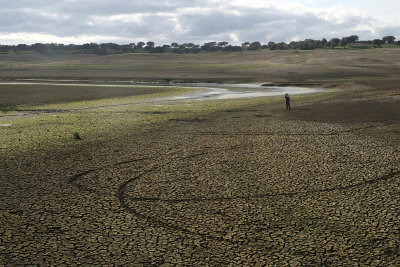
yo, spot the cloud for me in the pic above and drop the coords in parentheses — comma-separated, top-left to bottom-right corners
(0, 0, 398, 45)
(0, 32, 127, 45)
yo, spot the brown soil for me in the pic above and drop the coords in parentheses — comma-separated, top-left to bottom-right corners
(1, 49, 400, 265)
(1, 48, 399, 83)
(0, 84, 172, 109)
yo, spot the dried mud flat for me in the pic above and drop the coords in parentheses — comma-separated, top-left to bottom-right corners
(1, 82, 400, 265)
(1, 48, 400, 265)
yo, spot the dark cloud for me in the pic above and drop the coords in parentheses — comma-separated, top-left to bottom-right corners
(0, 0, 397, 44)
(179, 8, 284, 36)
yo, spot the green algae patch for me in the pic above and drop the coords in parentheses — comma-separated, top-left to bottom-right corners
(0, 87, 334, 158)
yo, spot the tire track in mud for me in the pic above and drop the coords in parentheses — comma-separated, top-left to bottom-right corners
(115, 158, 399, 245)
(67, 157, 149, 194)
(115, 152, 399, 245)
(115, 152, 253, 246)
(67, 133, 399, 246)
(116, 169, 230, 244)
(67, 151, 209, 194)
(68, 150, 245, 245)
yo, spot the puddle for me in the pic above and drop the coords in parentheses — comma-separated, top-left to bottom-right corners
(0, 124, 11, 127)
(0, 81, 321, 97)
(164, 83, 321, 101)
(1, 82, 324, 119)
(0, 81, 321, 101)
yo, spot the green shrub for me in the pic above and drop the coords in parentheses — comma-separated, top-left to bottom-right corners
(73, 131, 82, 140)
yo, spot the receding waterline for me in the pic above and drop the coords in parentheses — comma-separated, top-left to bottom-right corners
(164, 83, 322, 101)
(0, 81, 323, 102)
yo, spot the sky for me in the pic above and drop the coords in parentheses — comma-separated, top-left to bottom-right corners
(0, 0, 399, 45)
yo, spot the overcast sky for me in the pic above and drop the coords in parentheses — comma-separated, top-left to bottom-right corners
(0, 0, 399, 45)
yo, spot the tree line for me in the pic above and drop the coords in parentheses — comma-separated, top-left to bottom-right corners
(0, 35, 398, 54)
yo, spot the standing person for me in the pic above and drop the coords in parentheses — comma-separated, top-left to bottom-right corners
(285, 93, 291, 110)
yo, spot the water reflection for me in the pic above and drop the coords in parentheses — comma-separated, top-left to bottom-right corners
(166, 83, 321, 101)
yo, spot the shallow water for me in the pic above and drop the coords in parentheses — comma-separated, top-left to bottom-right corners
(166, 83, 320, 101)
(0, 81, 321, 100)
(0, 82, 322, 119)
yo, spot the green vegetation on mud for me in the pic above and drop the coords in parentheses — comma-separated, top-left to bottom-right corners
(0, 86, 338, 158)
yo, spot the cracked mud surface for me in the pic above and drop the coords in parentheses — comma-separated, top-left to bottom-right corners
(1, 83, 400, 265)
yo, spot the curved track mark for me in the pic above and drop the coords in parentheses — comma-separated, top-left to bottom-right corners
(67, 157, 148, 194)
(125, 170, 400, 203)
(115, 151, 259, 245)
(68, 169, 100, 193)
(117, 170, 248, 245)
(69, 145, 399, 246)
(116, 149, 400, 245)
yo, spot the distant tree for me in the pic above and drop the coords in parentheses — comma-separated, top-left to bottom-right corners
(31, 43, 48, 53)
(347, 35, 359, 43)
(315, 39, 325, 48)
(99, 43, 120, 51)
(267, 41, 276, 49)
(81, 43, 98, 50)
(201, 42, 217, 51)
(120, 44, 134, 53)
(330, 38, 340, 48)
(0, 45, 10, 53)
(16, 44, 29, 51)
(231, 45, 242, 52)
(191, 45, 201, 53)
(184, 43, 195, 49)
(136, 42, 145, 48)
(152, 46, 165, 53)
(372, 39, 383, 47)
(288, 41, 297, 49)
(218, 41, 228, 47)
(248, 41, 261, 50)
(276, 42, 288, 50)
(303, 39, 317, 50)
(340, 37, 349, 48)
(241, 42, 250, 48)
(6, 33, 400, 55)
(146, 41, 155, 48)
(176, 43, 187, 52)
(382, 35, 396, 44)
